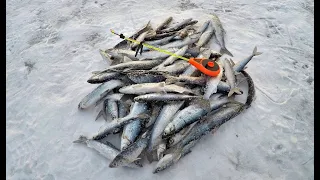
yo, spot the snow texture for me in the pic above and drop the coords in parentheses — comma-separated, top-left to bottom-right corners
(6, 0, 313, 179)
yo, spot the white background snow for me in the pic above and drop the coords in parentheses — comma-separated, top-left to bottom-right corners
(6, 0, 314, 179)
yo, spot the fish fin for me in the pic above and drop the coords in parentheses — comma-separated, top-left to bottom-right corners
(73, 135, 88, 144)
(220, 47, 233, 57)
(95, 96, 107, 107)
(134, 157, 142, 161)
(229, 58, 235, 66)
(112, 128, 121, 134)
(253, 46, 263, 56)
(123, 56, 132, 62)
(95, 110, 103, 121)
(228, 87, 243, 97)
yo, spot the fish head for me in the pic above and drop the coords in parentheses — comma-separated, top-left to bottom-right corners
(162, 123, 175, 139)
(121, 136, 131, 151)
(167, 137, 175, 146)
(109, 155, 124, 168)
(153, 154, 174, 174)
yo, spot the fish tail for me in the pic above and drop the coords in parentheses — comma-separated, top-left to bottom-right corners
(95, 110, 103, 121)
(252, 46, 263, 56)
(220, 47, 233, 57)
(228, 87, 243, 97)
(73, 135, 88, 144)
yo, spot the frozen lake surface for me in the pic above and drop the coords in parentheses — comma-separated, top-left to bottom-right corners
(6, 0, 313, 179)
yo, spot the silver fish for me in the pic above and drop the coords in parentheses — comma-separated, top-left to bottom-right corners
(108, 49, 139, 61)
(145, 31, 177, 41)
(73, 136, 142, 168)
(158, 60, 190, 75)
(160, 18, 194, 33)
(134, 93, 199, 102)
(179, 101, 246, 148)
(107, 99, 118, 120)
(203, 63, 224, 99)
(109, 131, 150, 168)
(113, 101, 130, 134)
(162, 93, 230, 138)
(121, 120, 142, 151)
(153, 151, 181, 173)
(195, 21, 214, 48)
(78, 80, 124, 109)
(167, 121, 197, 148)
(102, 60, 162, 71)
(120, 102, 149, 150)
(165, 75, 206, 85)
(196, 20, 211, 34)
(118, 101, 129, 118)
(125, 70, 167, 83)
(119, 82, 194, 95)
(149, 101, 185, 151)
(92, 102, 148, 140)
(156, 102, 246, 173)
(87, 71, 121, 84)
(211, 14, 233, 57)
(223, 58, 242, 97)
(233, 46, 262, 72)
(153, 45, 188, 70)
(155, 17, 173, 32)
(159, 32, 200, 49)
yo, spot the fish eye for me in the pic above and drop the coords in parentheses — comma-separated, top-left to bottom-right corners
(163, 132, 167, 136)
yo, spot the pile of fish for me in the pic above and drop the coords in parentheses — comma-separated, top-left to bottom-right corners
(75, 14, 262, 173)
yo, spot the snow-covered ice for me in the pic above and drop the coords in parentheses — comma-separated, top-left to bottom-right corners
(6, 0, 313, 179)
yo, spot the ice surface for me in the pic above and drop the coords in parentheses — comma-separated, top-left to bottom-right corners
(6, 0, 313, 179)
